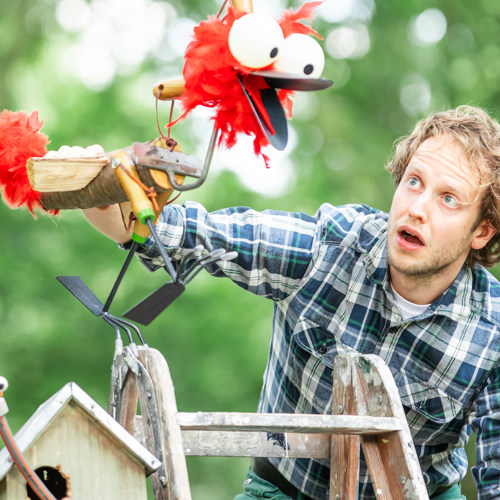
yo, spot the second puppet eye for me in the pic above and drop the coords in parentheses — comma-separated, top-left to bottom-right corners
(228, 13, 284, 69)
(274, 34, 325, 78)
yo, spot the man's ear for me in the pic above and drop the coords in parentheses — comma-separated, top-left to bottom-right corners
(471, 220, 497, 250)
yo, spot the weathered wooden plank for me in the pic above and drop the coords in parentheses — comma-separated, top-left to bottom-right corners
(139, 348, 192, 500)
(354, 355, 429, 500)
(120, 372, 139, 436)
(176, 412, 402, 434)
(181, 431, 331, 458)
(330, 354, 360, 500)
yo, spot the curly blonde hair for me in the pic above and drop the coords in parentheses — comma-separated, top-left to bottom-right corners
(385, 105, 500, 268)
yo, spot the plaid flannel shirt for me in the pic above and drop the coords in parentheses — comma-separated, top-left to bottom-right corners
(137, 201, 500, 499)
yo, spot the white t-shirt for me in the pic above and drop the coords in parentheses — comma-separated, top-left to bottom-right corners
(391, 284, 430, 320)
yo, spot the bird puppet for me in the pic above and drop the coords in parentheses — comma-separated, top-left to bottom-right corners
(0, 1, 331, 216)
(159, 0, 332, 163)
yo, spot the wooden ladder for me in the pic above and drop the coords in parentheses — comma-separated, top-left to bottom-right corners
(108, 346, 429, 500)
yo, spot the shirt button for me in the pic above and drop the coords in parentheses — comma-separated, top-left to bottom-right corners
(318, 343, 327, 354)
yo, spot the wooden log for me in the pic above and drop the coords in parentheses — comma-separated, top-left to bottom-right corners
(27, 155, 109, 192)
(26, 139, 199, 211)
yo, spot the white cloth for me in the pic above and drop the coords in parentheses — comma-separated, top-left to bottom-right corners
(391, 284, 430, 320)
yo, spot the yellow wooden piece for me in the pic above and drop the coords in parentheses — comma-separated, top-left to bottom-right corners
(232, 0, 253, 11)
(128, 138, 185, 241)
(152, 78, 186, 101)
(150, 137, 185, 190)
(113, 150, 154, 225)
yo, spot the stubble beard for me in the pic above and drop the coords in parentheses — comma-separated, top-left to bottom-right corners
(386, 221, 474, 284)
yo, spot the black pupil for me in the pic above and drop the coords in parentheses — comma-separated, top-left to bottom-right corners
(270, 47, 278, 58)
(304, 64, 314, 75)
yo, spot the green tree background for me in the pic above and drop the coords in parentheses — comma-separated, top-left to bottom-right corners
(1, 0, 499, 498)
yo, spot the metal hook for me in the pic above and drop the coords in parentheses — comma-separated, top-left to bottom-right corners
(171, 123, 217, 191)
(178, 248, 226, 283)
(182, 250, 238, 284)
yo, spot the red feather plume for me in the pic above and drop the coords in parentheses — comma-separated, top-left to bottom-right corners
(278, 1, 322, 39)
(0, 110, 55, 216)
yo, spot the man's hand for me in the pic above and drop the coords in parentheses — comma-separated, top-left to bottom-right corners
(83, 203, 133, 244)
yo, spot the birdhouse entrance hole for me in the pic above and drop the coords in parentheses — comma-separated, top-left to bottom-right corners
(26, 466, 70, 499)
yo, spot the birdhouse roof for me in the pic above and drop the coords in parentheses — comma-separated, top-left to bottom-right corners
(0, 382, 161, 479)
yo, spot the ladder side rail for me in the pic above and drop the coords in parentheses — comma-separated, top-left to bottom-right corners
(110, 346, 192, 500)
(352, 354, 429, 500)
(330, 352, 360, 500)
(138, 348, 192, 500)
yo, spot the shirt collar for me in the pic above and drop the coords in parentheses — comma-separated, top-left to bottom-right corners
(364, 227, 390, 286)
(364, 227, 473, 322)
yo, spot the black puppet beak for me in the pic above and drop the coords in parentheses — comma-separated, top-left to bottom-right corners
(237, 71, 332, 150)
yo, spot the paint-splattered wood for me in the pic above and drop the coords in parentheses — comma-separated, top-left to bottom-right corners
(120, 349, 428, 500)
(138, 348, 192, 500)
(182, 430, 330, 458)
(176, 412, 402, 434)
(352, 355, 429, 500)
(330, 353, 360, 500)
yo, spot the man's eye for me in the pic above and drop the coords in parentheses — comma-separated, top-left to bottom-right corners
(443, 194, 458, 207)
(408, 177, 420, 188)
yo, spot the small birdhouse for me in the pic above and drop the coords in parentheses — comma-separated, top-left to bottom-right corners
(0, 382, 160, 499)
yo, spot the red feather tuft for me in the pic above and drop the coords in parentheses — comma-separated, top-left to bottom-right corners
(278, 1, 323, 39)
(177, 7, 295, 161)
(0, 110, 55, 216)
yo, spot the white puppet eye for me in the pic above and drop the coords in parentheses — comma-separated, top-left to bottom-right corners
(274, 34, 325, 78)
(228, 13, 284, 69)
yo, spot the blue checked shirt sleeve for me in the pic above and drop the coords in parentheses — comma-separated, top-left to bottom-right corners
(136, 201, 320, 301)
(470, 363, 500, 499)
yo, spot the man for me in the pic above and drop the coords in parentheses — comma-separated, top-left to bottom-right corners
(82, 105, 500, 499)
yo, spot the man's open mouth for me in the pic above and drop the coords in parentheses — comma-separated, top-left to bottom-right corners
(400, 230, 424, 246)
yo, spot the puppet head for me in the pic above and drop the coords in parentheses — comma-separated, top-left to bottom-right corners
(157, 1, 332, 165)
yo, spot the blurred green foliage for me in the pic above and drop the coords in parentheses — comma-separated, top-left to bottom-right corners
(0, 0, 499, 498)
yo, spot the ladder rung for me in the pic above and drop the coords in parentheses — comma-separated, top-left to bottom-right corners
(182, 430, 332, 458)
(177, 412, 402, 434)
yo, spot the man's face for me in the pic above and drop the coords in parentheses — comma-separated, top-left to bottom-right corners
(387, 135, 493, 286)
